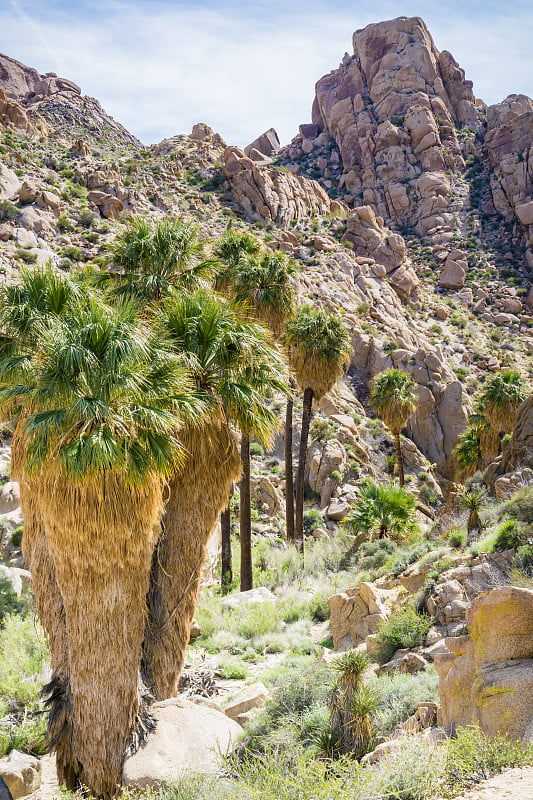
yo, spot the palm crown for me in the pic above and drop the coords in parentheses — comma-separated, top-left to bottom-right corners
(154, 291, 288, 442)
(100, 217, 217, 302)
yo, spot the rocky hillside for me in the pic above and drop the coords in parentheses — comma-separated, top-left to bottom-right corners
(0, 16, 532, 500)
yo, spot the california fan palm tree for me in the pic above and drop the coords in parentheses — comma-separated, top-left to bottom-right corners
(478, 370, 526, 435)
(0, 265, 82, 785)
(216, 248, 296, 587)
(370, 369, 416, 487)
(98, 216, 217, 302)
(1, 294, 192, 798)
(284, 304, 350, 551)
(143, 291, 288, 699)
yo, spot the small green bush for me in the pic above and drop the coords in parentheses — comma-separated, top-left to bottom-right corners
(445, 726, 533, 793)
(11, 525, 23, 547)
(0, 580, 25, 623)
(513, 544, 533, 576)
(249, 442, 264, 457)
(419, 483, 439, 507)
(57, 214, 73, 232)
(303, 509, 323, 533)
(218, 658, 248, 680)
(16, 249, 37, 264)
(358, 539, 397, 572)
(493, 519, 525, 551)
(375, 606, 433, 664)
(79, 209, 96, 228)
(448, 528, 467, 549)
(0, 200, 20, 222)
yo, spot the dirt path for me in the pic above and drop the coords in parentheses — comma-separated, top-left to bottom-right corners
(439, 767, 533, 800)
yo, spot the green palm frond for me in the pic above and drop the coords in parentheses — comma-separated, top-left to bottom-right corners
(370, 368, 416, 433)
(343, 481, 418, 541)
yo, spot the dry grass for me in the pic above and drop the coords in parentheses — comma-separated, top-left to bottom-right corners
(290, 347, 344, 401)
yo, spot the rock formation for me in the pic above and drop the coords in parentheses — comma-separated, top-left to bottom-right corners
(435, 587, 533, 743)
(307, 17, 482, 243)
(328, 581, 402, 650)
(222, 146, 335, 227)
(0, 52, 141, 153)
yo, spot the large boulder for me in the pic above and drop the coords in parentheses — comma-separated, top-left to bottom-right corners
(435, 587, 533, 742)
(224, 682, 270, 725)
(122, 698, 242, 787)
(328, 582, 402, 650)
(244, 128, 280, 158)
(220, 586, 275, 611)
(0, 751, 41, 799)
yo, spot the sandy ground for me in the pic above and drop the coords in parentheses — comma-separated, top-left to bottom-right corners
(438, 767, 533, 800)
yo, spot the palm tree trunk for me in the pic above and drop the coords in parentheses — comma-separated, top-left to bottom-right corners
(394, 431, 405, 487)
(240, 433, 253, 591)
(295, 386, 314, 553)
(285, 393, 295, 543)
(38, 469, 162, 799)
(221, 485, 233, 592)
(143, 420, 241, 700)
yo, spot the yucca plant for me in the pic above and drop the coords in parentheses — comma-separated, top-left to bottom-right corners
(328, 650, 376, 758)
(459, 485, 487, 537)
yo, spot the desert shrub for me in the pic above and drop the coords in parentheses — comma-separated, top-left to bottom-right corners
(79, 209, 96, 228)
(0, 580, 26, 623)
(388, 540, 434, 576)
(513, 544, 533, 576)
(57, 214, 74, 232)
(444, 726, 533, 793)
(11, 526, 23, 547)
(0, 200, 20, 222)
(16, 249, 37, 264)
(372, 667, 439, 736)
(217, 657, 248, 680)
(375, 735, 446, 800)
(358, 539, 397, 572)
(61, 245, 82, 261)
(310, 418, 336, 442)
(307, 590, 330, 621)
(234, 601, 282, 639)
(497, 485, 533, 525)
(419, 483, 439, 507)
(249, 442, 264, 457)
(447, 527, 467, 549)
(0, 615, 49, 705)
(303, 509, 323, 533)
(375, 606, 432, 664)
(492, 519, 525, 551)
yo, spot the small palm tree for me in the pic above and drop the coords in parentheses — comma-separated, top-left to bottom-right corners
(370, 369, 416, 486)
(478, 370, 526, 435)
(343, 481, 419, 541)
(1, 295, 190, 797)
(285, 305, 350, 551)
(459, 485, 487, 538)
(99, 216, 216, 302)
(144, 291, 287, 699)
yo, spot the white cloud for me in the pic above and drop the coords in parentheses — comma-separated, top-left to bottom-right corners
(0, 1, 531, 148)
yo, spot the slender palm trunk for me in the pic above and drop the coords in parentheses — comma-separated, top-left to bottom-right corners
(295, 386, 314, 553)
(394, 431, 405, 487)
(240, 434, 253, 591)
(144, 421, 241, 700)
(38, 470, 162, 799)
(221, 485, 233, 592)
(285, 393, 295, 543)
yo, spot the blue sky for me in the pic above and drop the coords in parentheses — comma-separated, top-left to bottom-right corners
(1, 0, 532, 148)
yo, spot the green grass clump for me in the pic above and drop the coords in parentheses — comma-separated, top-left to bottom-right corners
(375, 606, 433, 664)
(492, 519, 525, 551)
(217, 657, 249, 680)
(447, 528, 466, 549)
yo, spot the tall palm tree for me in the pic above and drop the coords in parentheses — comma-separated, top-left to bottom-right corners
(370, 369, 416, 487)
(98, 217, 217, 302)
(478, 370, 526, 435)
(0, 265, 82, 784)
(215, 247, 296, 588)
(1, 295, 191, 798)
(143, 291, 287, 699)
(284, 305, 350, 551)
